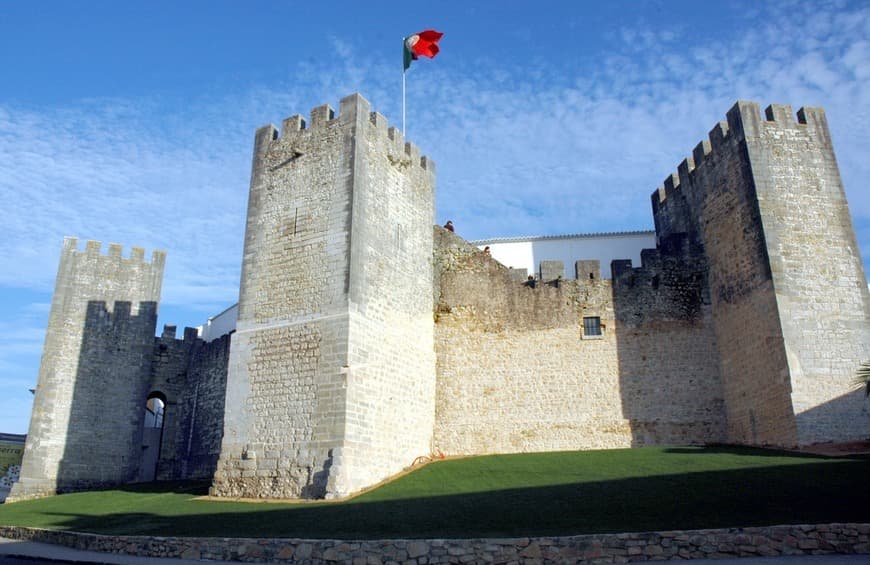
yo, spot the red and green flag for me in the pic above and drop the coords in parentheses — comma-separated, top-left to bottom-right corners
(403, 30, 443, 71)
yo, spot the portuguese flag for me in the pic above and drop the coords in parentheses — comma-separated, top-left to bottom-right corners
(403, 30, 444, 71)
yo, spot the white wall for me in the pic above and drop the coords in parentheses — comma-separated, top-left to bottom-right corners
(197, 232, 656, 339)
(197, 303, 238, 342)
(472, 231, 656, 279)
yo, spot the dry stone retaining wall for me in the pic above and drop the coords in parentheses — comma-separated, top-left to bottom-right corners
(0, 524, 867, 563)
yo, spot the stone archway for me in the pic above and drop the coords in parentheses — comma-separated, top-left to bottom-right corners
(137, 391, 166, 482)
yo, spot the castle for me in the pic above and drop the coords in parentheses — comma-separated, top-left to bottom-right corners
(8, 94, 870, 502)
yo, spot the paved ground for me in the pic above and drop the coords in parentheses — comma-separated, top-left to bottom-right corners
(683, 557, 870, 565)
(0, 537, 235, 564)
(1, 537, 868, 564)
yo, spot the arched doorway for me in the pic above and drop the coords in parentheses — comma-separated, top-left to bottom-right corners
(138, 392, 166, 482)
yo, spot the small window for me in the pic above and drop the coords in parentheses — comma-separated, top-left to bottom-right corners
(583, 316, 603, 339)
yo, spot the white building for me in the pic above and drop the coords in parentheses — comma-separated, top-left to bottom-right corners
(197, 303, 239, 343)
(197, 231, 656, 338)
(472, 230, 656, 279)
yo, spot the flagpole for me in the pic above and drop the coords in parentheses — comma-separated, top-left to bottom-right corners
(402, 66, 406, 135)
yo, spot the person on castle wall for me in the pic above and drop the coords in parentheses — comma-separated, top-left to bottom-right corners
(525, 274, 536, 289)
(444, 220, 454, 232)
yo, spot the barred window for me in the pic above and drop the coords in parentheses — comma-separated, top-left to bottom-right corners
(583, 316, 602, 338)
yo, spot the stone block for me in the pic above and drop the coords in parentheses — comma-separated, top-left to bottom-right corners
(539, 261, 564, 282)
(575, 260, 601, 281)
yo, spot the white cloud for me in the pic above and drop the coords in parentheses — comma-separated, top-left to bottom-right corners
(843, 40, 870, 80)
(3, 1, 866, 289)
(0, 1, 867, 437)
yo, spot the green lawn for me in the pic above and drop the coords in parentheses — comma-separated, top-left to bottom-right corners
(1, 446, 868, 539)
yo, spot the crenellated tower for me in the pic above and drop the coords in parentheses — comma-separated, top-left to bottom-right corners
(211, 93, 437, 499)
(10, 95, 867, 505)
(8, 238, 165, 501)
(652, 101, 870, 445)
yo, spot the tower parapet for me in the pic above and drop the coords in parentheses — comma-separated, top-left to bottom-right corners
(9, 238, 165, 501)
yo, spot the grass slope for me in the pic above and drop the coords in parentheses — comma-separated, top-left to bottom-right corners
(1, 446, 868, 539)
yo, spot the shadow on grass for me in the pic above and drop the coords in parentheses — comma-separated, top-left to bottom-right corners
(14, 457, 870, 540)
(665, 444, 870, 460)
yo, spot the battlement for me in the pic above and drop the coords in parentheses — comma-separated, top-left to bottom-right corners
(84, 299, 159, 323)
(160, 324, 201, 343)
(253, 93, 434, 172)
(610, 233, 699, 284)
(63, 236, 166, 266)
(529, 259, 605, 283)
(652, 101, 830, 208)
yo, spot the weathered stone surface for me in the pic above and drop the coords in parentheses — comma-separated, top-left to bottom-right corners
(9, 97, 869, 504)
(653, 102, 870, 446)
(432, 227, 725, 454)
(1, 523, 868, 563)
(211, 94, 437, 500)
(8, 239, 165, 502)
(152, 328, 230, 481)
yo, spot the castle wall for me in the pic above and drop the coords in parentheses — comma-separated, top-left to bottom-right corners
(211, 101, 354, 499)
(432, 229, 725, 455)
(212, 94, 436, 499)
(742, 104, 870, 443)
(332, 97, 436, 495)
(147, 326, 190, 481)
(9, 239, 164, 501)
(652, 102, 870, 446)
(652, 108, 797, 445)
(151, 327, 230, 481)
(611, 237, 726, 444)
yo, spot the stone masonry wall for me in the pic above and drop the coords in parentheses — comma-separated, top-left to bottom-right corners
(152, 326, 230, 481)
(149, 325, 191, 481)
(213, 94, 436, 499)
(611, 236, 726, 445)
(212, 100, 355, 499)
(3, 523, 867, 563)
(742, 104, 870, 443)
(329, 95, 436, 496)
(652, 104, 798, 446)
(653, 101, 870, 446)
(174, 330, 231, 479)
(9, 238, 164, 501)
(433, 228, 725, 455)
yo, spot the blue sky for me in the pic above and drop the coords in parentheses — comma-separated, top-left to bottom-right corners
(1, 0, 868, 434)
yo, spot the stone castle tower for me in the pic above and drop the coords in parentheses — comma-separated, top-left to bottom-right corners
(652, 102, 870, 445)
(210, 94, 437, 498)
(8, 94, 868, 502)
(8, 239, 165, 501)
